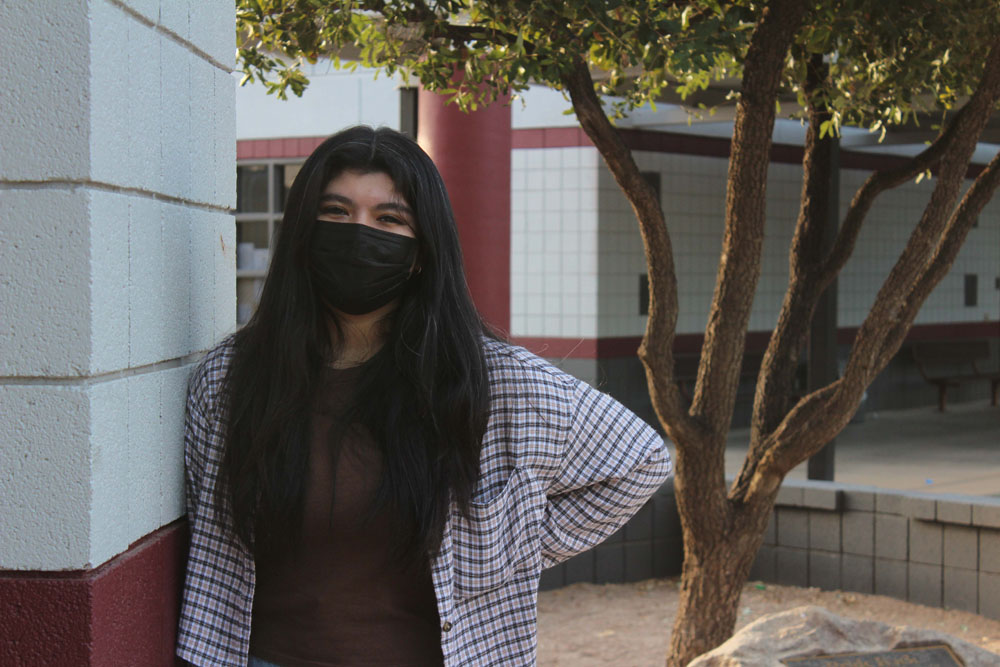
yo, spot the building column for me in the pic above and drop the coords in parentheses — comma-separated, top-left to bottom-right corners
(417, 88, 512, 332)
(0, 2, 235, 664)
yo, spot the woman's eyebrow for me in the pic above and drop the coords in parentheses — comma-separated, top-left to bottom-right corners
(374, 202, 414, 217)
(318, 194, 413, 217)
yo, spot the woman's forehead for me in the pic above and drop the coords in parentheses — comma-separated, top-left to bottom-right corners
(323, 169, 408, 203)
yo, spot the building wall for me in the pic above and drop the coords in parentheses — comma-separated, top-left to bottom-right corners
(236, 64, 404, 139)
(510, 146, 600, 338)
(512, 147, 999, 341)
(0, 0, 234, 662)
(510, 139, 998, 422)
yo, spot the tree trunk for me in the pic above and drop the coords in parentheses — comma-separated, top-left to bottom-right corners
(667, 492, 775, 666)
(665, 1, 807, 662)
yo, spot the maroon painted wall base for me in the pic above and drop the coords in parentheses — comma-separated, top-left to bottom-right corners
(0, 521, 188, 667)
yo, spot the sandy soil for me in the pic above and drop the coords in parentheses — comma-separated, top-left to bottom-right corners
(538, 578, 1000, 665)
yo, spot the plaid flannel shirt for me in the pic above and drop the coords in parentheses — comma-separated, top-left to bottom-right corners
(177, 337, 672, 666)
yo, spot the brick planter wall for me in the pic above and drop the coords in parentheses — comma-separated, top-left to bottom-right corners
(750, 480, 1000, 619)
(540, 478, 1000, 622)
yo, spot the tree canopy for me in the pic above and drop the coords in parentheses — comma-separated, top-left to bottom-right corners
(238, 0, 1000, 134)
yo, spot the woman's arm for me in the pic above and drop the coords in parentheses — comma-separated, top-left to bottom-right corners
(539, 379, 672, 568)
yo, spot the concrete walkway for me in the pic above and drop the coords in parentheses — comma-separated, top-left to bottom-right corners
(724, 399, 1000, 496)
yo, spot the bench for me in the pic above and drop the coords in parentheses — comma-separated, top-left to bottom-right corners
(912, 340, 1000, 411)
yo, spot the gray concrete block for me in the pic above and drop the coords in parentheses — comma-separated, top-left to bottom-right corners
(972, 497, 1000, 529)
(652, 493, 680, 540)
(943, 524, 978, 570)
(875, 489, 908, 516)
(624, 542, 654, 582)
(842, 511, 875, 556)
(902, 494, 936, 520)
(595, 543, 624, 583)
(809, 511, 841, 552)
(564, 549, 595, 584)
(980, 529, 1000, 574)
(652, 539, 682, 578)
(909, 520, 943, 565)
(776, 483, 804, 507)
(808, 551, 841, 591)
(749, 545, 776, 583)
(841, 554, 874, 594)
(625, 502, 654, 541)
(938, 497, 973, 525)
(874, 514, 908, 560)
(763, 511, 777, 546)
(776, 547, 808, 587)
(605, 524, 625, 544)
(980, 571, 1000, 620)
(539, 565, 565, 591)
(943, 567, 978, 613)
(777, 508, 810, 549)
(907, 562, 942, 608)
(841, 485, 876, 512)
(874, 558, 908, 599)
(656, 476, 675, 497)
(800, 481, 842, 511)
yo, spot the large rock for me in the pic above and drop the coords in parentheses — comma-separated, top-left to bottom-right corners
(688, 606, 1000, 667)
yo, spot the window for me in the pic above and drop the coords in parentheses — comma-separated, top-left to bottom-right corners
(964, 274, 978, 307)
(400, 87, 418, 139)
(235, 162, 303, 324)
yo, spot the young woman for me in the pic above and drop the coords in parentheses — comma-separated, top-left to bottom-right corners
(176, 126, 671, 667)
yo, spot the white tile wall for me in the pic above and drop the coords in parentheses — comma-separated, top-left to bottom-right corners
(511, 146, 998, 341)
(510, 147, 599, 337)
(838, 171, 1000, 326)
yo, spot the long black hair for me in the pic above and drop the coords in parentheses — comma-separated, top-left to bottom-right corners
(219, 126, 493, 562)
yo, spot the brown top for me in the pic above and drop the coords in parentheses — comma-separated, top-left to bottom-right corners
(250, 364, 443, 666)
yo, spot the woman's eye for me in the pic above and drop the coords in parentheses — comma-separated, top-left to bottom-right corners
(321, 206, 348, 216)
(379, 216, 406, 225)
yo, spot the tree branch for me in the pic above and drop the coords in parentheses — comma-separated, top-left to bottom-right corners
(739, 54, 836, 496)
(876, 146, 1000, 361)
(818, 103, 972, 285)
(560, 56, 704, 448)
(740, 40, 1000, 506)
(691, 0, 807, 433)
(842, 39, 1000, 388)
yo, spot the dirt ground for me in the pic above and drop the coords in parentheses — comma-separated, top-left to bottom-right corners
(537, 578, 1000, 665)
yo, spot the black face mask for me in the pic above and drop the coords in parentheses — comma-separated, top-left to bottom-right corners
(309, 222, 419, 315)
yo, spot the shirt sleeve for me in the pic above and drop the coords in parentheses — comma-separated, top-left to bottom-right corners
(539, 379, 672, 568)
(183, 364, 215, 517)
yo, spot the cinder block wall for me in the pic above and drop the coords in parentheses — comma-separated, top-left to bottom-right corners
(540, 478, 1000, 624)
(751, 480, 1000, 620)
(0, 1, 235, 663)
